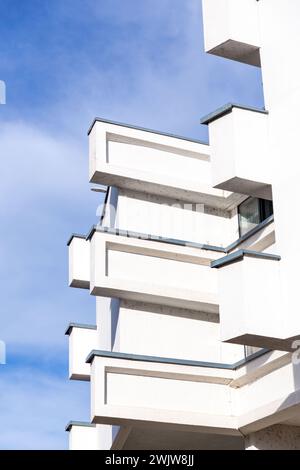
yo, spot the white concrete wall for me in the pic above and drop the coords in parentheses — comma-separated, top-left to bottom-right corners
(107, 140, 211, 185)
(111, 300, 245, 364)
(202, 0, 261, 65)
(201, 0, 300, 347)
(236, 354, 300, 435)
(202, 0, 260, 52)
(106, 373, 229, 415)
(114, 189, 238, 247)
(108, 250, 213, 292)
(101, 187, 119, 227)
(257, 0, 300, 341)
(96, 296, 120, 351)
(238, 357, 299, 420)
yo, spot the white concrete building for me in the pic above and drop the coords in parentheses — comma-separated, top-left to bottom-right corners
(66, 0, 300, 450)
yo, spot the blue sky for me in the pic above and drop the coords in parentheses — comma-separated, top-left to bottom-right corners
(0, 0, 264, 449)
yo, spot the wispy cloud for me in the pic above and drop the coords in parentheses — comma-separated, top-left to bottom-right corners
(0, 364, 89, 449)
(0, 121, 97, 352)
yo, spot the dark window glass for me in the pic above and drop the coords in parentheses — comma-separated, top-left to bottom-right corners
(238, 197, 273, 237)
(260, 199, 273, 221)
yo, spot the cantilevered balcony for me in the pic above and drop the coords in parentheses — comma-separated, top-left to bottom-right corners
(201, 104, 272, 200)
(87, 349, 300, 440)
(65, 323, 98, 381)
(211, 249, 292, 350)
(87, 350, 238, 435)
(68, 230, 221, 312)
(88, 118, 244, 210)
(89, 229, 219, 313)
(202, 0, 261, 67)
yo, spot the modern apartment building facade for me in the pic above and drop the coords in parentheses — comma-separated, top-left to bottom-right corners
(66, 0, 300, 450)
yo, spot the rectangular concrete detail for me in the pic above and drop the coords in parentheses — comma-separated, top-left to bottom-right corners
(67, 423, 98, 450)
(68, 237, 90, 289)
(67, 423, 113, 450)
(208, 107, 271, 199)
(68, 326, 98, 381)
(202, 0, 261, 66)
(218, 255, 285, 348)
(88, 120, 243, 210)
(90, 231, 219, 313)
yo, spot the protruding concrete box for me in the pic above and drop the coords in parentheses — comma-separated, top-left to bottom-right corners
(66, 420, 128, 450)
(212, 250, 288, 350)
(68, 235, 90, 289)
(202, 104, 271, 199)
(66, 422, 99, 450)
(202, 0, 261, 67)
(66, 323, 98, 381)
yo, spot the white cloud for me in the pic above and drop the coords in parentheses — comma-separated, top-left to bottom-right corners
(0, 121, 97, 352)
(0, 121, 87, 207)
(0, 366, 89, 449)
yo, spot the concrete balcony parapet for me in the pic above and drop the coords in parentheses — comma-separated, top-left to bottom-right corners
(65, 422, 98, 450)
(89, 230, 219, 313)
(65, 323, 97, 381)
(88, 118, 243, 210)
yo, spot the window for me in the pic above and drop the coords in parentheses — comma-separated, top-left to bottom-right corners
(238, 197, 273, 237)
